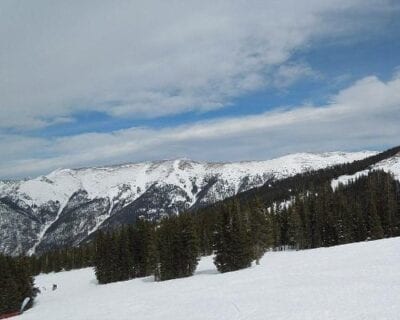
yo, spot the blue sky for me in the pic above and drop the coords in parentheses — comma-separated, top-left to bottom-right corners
(32, 24, 400, 138)
(1, 0, 400, 178)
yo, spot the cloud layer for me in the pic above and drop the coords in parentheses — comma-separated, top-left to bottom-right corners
(0, 0, 394, 129)
(2, 73, 399, 178)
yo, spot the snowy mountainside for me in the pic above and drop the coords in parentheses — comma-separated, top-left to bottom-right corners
(331, 151, 400, 190)
(0, 151, 376, 255)
(20, 237, 400, 320)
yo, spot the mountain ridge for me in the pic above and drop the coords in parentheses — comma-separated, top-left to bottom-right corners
(0, 151, 382, 255)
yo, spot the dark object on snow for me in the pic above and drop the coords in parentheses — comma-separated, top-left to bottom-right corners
(33, 287, 41, 295)
(52, 284, 57, 291)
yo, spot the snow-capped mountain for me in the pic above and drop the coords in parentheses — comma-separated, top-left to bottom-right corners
(0, 151, 377, 255)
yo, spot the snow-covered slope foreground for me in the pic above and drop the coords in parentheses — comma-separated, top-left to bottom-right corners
(332, 152, 400, 190)
(21, 237, 400, 320)
(0, 151, 375, 255)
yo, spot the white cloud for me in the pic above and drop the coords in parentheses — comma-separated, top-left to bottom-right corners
(1, 73, 399, 178)
(0, 0, 395, 129)
(272, 63, 317, 88)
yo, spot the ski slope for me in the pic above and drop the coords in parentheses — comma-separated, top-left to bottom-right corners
(20, 237, 400, 320)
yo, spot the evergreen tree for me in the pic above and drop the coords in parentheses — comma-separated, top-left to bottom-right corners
(117, 228, 133, 281)
(381, 173, 398, 237)
(366, 179, 384, 240)
(94, 231, 112, 284)
(335, 191, 352, 245)
(270, 205, 282, 250)
(157, 213, 199, 281)
(132, 219, 157, 278)
(176, 213, 199, 276)
(351, 200, 367, 241)
(287, 199, 301, 249)
(213, 200, 253, 272)
(0, 254, 35, 315)
(309, 193, 322, 248)
(248, 198, 272, 264)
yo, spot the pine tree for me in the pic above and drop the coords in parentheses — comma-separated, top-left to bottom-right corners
(270, 205, 282, 250)
(117, 228, 133, 281)
(381, 173, 398, 237)
(277, 206, 290, 249)
(366, 179, 384, 240)
(132, 219, 157, 278)
(94, 231, 112, 284)
(309, 193, 322, 248)
(301, 197, 312, 248)
(287, 199, 301, 249)
(0, 254, 35, 315)
(157, 214, 199, 281)
(351, 201, 367, 242)
(176, 213, 199, 277)
(213, 200, 253, 272)
(157, 216, 179, 281)
(335, 191, 352, 245)
(213, 204, 231, 272)
(248, 198, 272, 264)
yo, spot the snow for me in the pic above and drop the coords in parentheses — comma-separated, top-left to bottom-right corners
(331, 170, 370, 190)
(0, 151, 377, 208)
(27, 199, 70, 256)
(374, 153, 400, 180)
(20, 237, 400, 320)
(0, 151, 379, 255)
(331, 153, 400, 190)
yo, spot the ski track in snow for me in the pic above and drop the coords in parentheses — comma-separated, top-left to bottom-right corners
(20, 237, 400, 320)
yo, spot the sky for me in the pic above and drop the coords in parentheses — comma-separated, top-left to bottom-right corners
(1, 0, 400, 179)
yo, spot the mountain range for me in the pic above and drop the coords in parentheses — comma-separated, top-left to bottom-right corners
(2, 150, 399, 256)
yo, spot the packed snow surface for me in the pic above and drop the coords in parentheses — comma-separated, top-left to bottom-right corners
(21, 237, 400, 320)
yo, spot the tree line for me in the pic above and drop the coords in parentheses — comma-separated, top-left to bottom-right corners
(92, 169, 399, 284)
(28, 245, 94, 275)
(277, 170, 400, 249)
(93, 198, 274, 284)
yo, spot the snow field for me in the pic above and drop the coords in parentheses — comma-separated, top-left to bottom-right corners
(20, 237, 400, 320)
